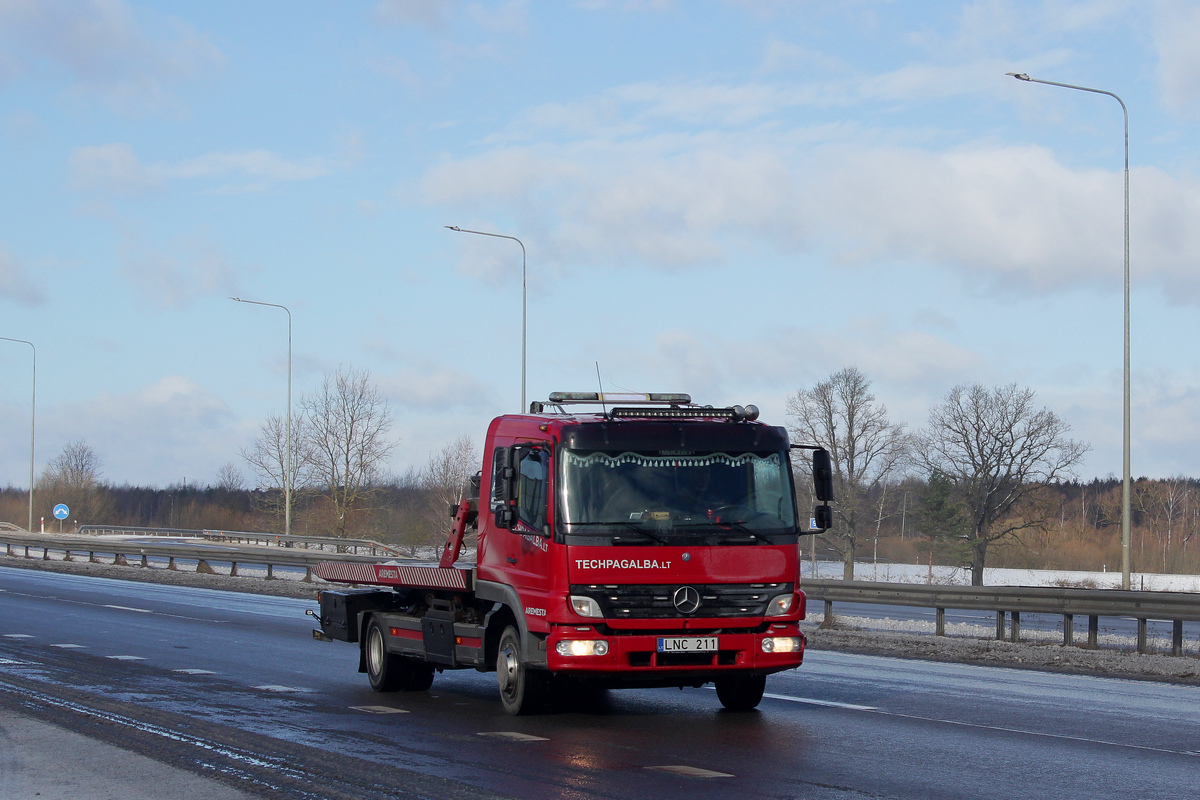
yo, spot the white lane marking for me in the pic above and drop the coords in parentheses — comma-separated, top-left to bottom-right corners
(768, 688, 1198, 758)
(174, 668, 215, 675)
(646, 765, 734, 778)
(350, 705, 409, 715)
(0, 589, 229, 623)
(103, 604, 152, 613)
(2, 634, 34, 639)
(252, 685, 308, 693)
(877, 708, 1200, 757)
(763, 692, 878, 711)
(106, 655, 146, 661)
(477, 732, 549, 742)
(50, 643, 85, 649)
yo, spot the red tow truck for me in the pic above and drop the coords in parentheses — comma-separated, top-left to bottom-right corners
(312, 392, 833, 714)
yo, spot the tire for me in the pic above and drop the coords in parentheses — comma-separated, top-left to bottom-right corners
(365, 617, 405, 692)
(496, 625, 547, 715)
(364, 617, 436, 693)
(402, 662, 435, 691)
(715, 674, 766, 711)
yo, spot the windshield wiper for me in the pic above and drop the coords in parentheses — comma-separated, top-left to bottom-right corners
(565, 520, 670, 544)
(673, 520, 777, 544)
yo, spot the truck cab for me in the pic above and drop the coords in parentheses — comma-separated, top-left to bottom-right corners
(315, 392, 832, 715)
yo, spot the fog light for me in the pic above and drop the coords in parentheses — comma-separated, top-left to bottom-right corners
(761, 636, 801, 654)
(555, 640, 609, 657)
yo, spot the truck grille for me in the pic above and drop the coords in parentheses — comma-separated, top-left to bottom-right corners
(570, 583, 791, 619)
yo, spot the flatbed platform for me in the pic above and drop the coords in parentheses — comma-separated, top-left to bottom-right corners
(313, 560, 475, 591)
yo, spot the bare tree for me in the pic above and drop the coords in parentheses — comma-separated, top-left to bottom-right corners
(41, 440, 102, 490)
(38, 440, 113, 524)
(214, 462, 246, 492)
(303, 367, 398, 537)
(240, 413, 314, 527)
(786, 367, 910, 580)
(1136, 476, 1191, 571)
(916, 384, 1089, 586)
(419, 435, 480, 549)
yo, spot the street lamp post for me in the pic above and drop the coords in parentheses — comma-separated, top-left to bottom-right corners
(1007, 72, 1132, 590)
(0, 337, 35, 533)
(231, 298, 293, 537)
(445, 226, 527, 412)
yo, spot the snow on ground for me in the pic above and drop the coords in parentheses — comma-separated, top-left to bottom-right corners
(800, 559, 1200, 592)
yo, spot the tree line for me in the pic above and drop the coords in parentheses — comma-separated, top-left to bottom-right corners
(788, 367, 1200, 584)
(3, 365, 1196, 580)
(0, 366, 475, 555)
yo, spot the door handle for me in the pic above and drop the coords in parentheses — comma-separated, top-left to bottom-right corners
(506, 556, 518, 564)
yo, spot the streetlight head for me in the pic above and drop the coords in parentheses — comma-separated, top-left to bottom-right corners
(1007, 72, 1031, 81)
(445, 225, 461, 231)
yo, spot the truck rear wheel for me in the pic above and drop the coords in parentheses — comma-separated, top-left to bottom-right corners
(496, 625, 547, 715)
(365, 617, 435, 692)
(715, 674, 766, 711)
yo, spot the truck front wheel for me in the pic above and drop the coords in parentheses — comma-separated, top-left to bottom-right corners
(365, 617, 435, 692)
(496, 625, 547, 715)
(715, 674, 766, 711)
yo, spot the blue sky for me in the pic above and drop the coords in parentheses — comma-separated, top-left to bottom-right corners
(3, 0, 1200, 489)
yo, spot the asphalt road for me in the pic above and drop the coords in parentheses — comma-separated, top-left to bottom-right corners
(2, 565, 1198, 800)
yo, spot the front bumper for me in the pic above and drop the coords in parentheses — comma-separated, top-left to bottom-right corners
(545, 623, 805, 680)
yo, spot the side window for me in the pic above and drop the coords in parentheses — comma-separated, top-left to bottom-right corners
(516, 448, 548, 534)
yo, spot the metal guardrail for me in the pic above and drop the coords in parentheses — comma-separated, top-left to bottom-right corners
(76, 525, 402, 557)
(7, 530, 1197, 657)
(0, 531, 392, 582)
(802, 578, 1200, 656)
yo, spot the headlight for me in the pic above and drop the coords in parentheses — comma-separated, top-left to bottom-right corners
(761, 636, 802, 653)
(764, 593, 795, 616)
(570, 595, 604, 618)
(555, 640, 610, 657)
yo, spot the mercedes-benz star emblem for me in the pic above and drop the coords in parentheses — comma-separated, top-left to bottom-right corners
(673, 585, 701, 615)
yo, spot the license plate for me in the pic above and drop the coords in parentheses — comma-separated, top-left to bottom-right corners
(657, 636, 718, 653)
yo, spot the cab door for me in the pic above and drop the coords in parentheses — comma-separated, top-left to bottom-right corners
(505, 444, 554, 625)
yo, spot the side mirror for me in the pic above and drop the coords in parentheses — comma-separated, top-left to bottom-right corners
(491, 447, 517, 529)
(814, 503, 833, 531)
(812, 448, 834, 502)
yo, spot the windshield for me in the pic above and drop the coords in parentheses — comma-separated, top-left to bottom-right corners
(559, 449, 797, 542)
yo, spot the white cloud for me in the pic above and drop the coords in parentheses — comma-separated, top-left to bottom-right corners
(1153, 0, 1200, 114)
(70, 142, 163, 195)
(375, 0, 453, 29)
(0, 246, 45, 305)
(120, 239, 238, 309)
(466, 0, 530, 34)
(168, 150, 332, 183)
(0, 0, 223, 113)
(377, 361, 496, 410)
(421, 86, 1200, 304)
(70, 143, 335, 196)
(36, 376, 241, 488)
(368, 54, 422, 87)
(575, 0, 677, 12)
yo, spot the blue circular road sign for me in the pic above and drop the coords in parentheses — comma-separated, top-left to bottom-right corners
(53, 503, 70, 520)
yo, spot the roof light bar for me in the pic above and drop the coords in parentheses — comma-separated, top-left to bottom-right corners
(609, 404, 760, 421)
(548, 392, 692, 405)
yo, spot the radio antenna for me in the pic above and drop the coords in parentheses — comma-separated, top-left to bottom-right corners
(595, 362, 607, 416)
